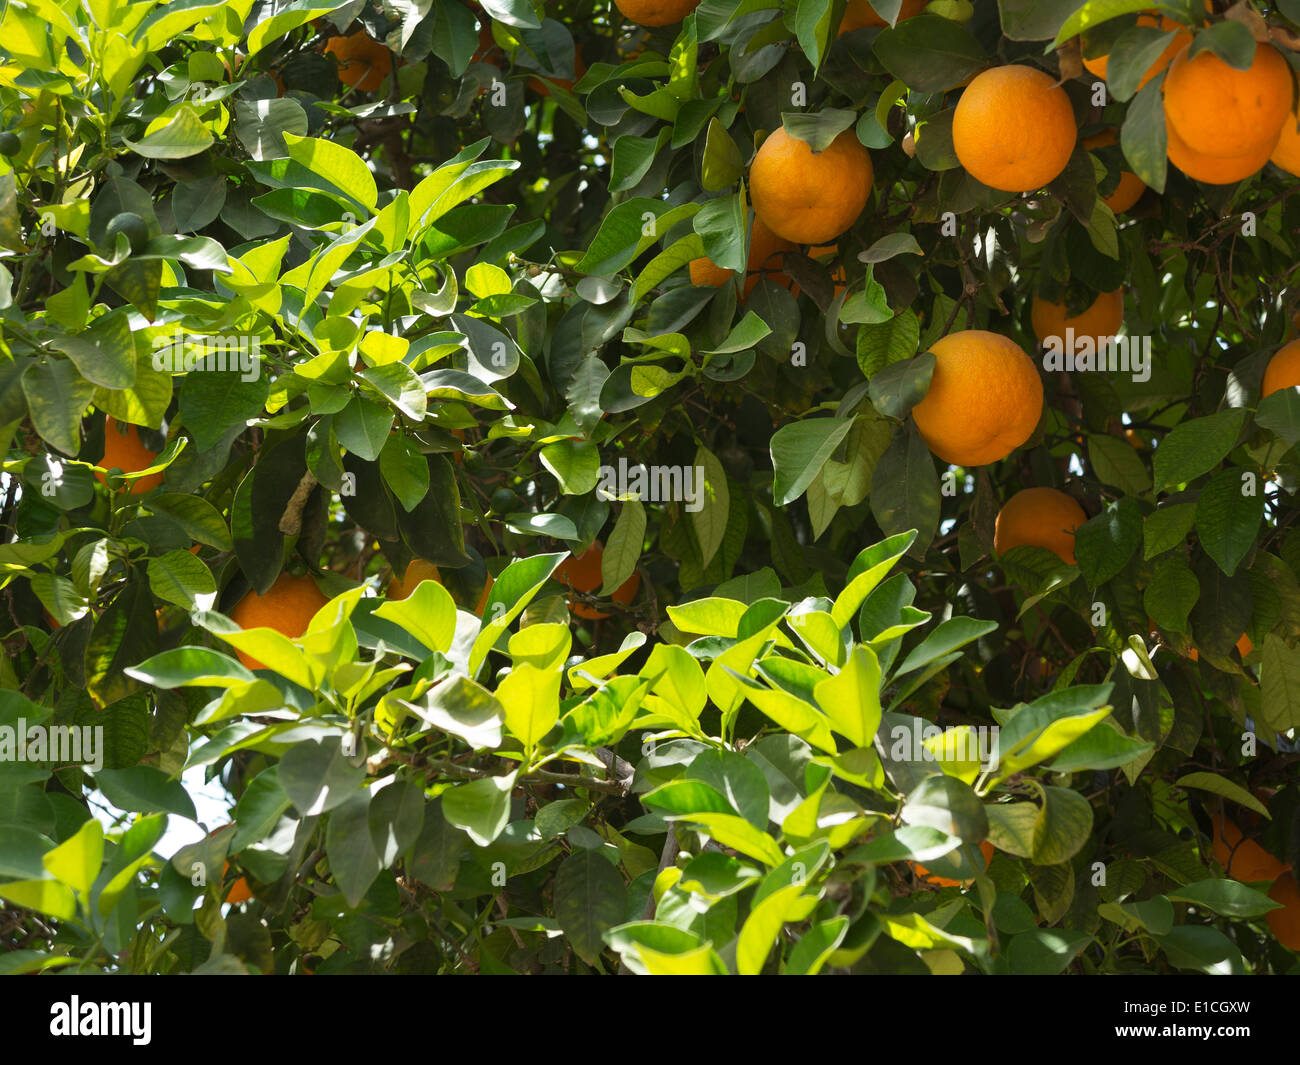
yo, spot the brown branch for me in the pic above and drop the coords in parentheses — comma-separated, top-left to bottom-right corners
(278, 471, 319, 536)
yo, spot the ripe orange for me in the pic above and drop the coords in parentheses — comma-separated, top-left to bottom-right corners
(837, 0, 927, 33)
(1165, 119, 1276, 185)
(1031, 289, 1124, 356)
(96, 416, 163, 494)
(228, 572, 330, 671)
(1266, 872, 1300, 950)
(388, 559, 441, 600)
(612, 0, 700, 27)
(1209, 814, 1287, 883)
(223, 863, 253, 904)
(952, 65, 1076, 192)
(1261, 339, 1300, 399)
(556, 543, 640, 621)
(994, 487, 1087, 565)
(749, 128, 873, 245)
(1188, 633, 1253, 662)
(911, 840, 994, 888)
(911, 330, 1043, 467)
(324, 31, 393, 92)
(1271, 75, 1300, 177)
(1082, 14, 1190, 87)
(1082, 129, 1146, 213)
(689, 216, 795, 299)
(1163, 42, 1291, 160)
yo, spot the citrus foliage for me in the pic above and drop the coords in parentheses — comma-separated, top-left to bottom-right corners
(1, 0, 1299, 975)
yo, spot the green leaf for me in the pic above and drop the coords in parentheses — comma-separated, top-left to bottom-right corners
(685, 750, 771, 831)
(374, 578, 457, 653)
(1048, 719, 1153, 773)
(1175, 772, 1269, 819)
(1143, 555, 1199, 633)
(540, 439, 600, 495)
(499, 662, 561, 752)
(51, 310, 135, 390)
(335, 395, 395, 462)
(147, 549, 216, 609)
(1144, 502, 1195, 559)
(278, 738, 366, 817)
(93, 766, 196, 818)
(326, 792, 382, 908)
(601, 500, 645, 596)
(692, 194, 746, 275)
(813, 645, 882, 748)
(1260, 633, 1300, 732)
(1074, 496, 1141, 587)
(867, 351, 934, 418)
(1195, 468, 1262, 577)
(553, 848, 627, 967)
(1032, 785, 1093, 866)
(1166, 879, 1281, 919)
(737, 882, 816, 974)
(0, 879, 78, 921)
(42, 818, 103, 897)
(1152, 410, 1245, 491)
(124, 105, 214, 159)
(408, 673, 505, 749)
(873, 14, 987, 92)
(692, 445, 730, 568)
(22, 360, 94, 456)
(1088, 434, 1151, 495)
(442, 771, 517, 846)
(1120, 76, 1168, 194)
(771, 417, 854, 506)
(901, 775, 988, 841)
(869, 425, 939, 556)
(701, 118, 743, 190)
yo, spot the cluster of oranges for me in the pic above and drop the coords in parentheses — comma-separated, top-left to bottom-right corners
(1082, 11, 1299, 185)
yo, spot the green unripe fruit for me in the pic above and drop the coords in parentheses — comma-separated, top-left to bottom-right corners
(104, 211, 149, 254)
(0, 132, 20, 157)
(490, 487, 520, 512)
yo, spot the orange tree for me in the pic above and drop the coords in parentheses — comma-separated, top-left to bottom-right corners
(0, 0, 1298, 975)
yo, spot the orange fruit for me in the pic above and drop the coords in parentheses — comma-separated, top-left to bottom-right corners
(388, 559, 441, 600)
(1209, 814, 1287, 883)
(612, 0, 700, 27)
(911, 330, 1043, 467)
(223, 863, 254, 904)
(324, 31, 393, 92)
(1082, 129, 1146, 212)
(689, 216, 795, 299)
(837, 0, 927, 33)
(994, 487, 1087, 566)
(1031, 289, 1124, 356)
(911, 840, 994, 887)
(1261, 339, 1300, 399)
(1271, 74, 1300, 177)
(1187, 633, 1254, 662)
(1165, 118, 1276, 185)
(1163, 42, 1292, 160)
(228, 572, 330, 671)
(556, 543, 640, 621)
(952, 65, 1076, 192)
(1266, 872, 1300, 950)
(1082, 14, 1191, 87)
(749, 128, 873, 245)
(96, 416, 164, 495)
